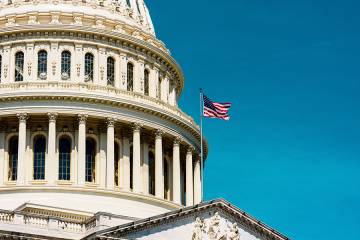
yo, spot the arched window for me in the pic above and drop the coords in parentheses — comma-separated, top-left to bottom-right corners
(107, 57, 115, 86)
(37, 50, 48, 80)
(149, 151, 155, 195)
(59, 136, 71, 181)
(61, 51, 71, 80)
(164, 158, 169, 199)
(8, 136, 18, 181)
(114, 141, 120, 186)
(0, 55, 2, 82)
(127, 62, 134, 91)
(126, 0, 131, 7)
(85, 138, 96, 182)
(15, 51, 24, 82)
(84, 53, 94, 82)
(130, 145, 133, 189)
(33, 135, 46, 180)
(144, 69, 149, 96)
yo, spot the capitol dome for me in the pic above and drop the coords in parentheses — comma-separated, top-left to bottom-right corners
(0, 0, 204, 229)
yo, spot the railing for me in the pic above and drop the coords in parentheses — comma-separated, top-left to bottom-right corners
(0, 209, 97, 235)
(0, 211, 14, 223)
(0, 81, 198, 130)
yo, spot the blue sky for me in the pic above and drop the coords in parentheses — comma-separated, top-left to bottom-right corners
(147, 1, 360, 239)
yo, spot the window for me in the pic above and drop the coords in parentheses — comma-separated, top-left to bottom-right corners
(84, 53, 94, 82)
(0, 55, 2, 82)
(144, 69, 149, 96)
(114, 142, 120, 186)
(15, 51, 24, 82)
(126, 0, 131, 7)
(164, 158, 169, 199)
(59, 136, 71, 181)
(61, 51, 71, 80)
(107, 57, 115, 86)
(149, 151, 155, 195)
(8, 136, 18, 181)
(85, 138, 96, 182)
(37, 50, 48, 80)
(33, 135, 46, 180)
(127, 63, 134, 91)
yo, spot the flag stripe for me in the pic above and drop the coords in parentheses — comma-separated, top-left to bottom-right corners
(203, 94, 231, 121)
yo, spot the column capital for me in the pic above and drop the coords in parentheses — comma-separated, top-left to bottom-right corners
(47, 112, 58, 122)
(106, 118, 116, 128)
(155, 129, 164, 139)
(187, 146, 195, 154)
(173, 137, 182, 146)
(78, 114, 88, 124)
(17, 113, 29, 122)
(132, 122, 143, 132)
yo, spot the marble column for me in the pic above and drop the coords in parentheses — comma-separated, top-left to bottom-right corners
(77, 114, 87, 186)
(132, 123, 142, 193)
(194, 157, 202, 205)
(47, 113, 58, 185)
(106, 118, 115, 189)
(122, 136, 130, 191)
(155, 130, 164, 198)
(186, 147, 194, 206)
(17, 113, 29, 185)
(142, 142, 149, 194)
(172, 138, 181, 204)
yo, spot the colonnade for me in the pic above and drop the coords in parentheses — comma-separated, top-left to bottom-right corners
(0, 113, 202, 206)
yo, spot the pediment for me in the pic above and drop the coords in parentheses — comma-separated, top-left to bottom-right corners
(92, 199, 288, 240)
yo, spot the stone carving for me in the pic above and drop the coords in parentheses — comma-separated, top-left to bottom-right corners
(17, 113, 29, 122)
(208, 213, 226, 240)
(73, 16, 83, 26)
(76, 64, 81, 77)
(52, 61, 56, 76)
(94, 19, 105, 29)
(4, 65, 8, 79)
(50, 14, 61, 24)
(5, 17, 17, 27)
(114, 24, 125, 33)
(106, 118, 115, 128)
(47, 113, 58, 122)
(27, 62, 32, 76)
(227, 223, 240, 240)
(78, 114, 88, 124)
(28, 15, 39, 25)
(192, 213, 241, 240)
(192, 217, 205, 240)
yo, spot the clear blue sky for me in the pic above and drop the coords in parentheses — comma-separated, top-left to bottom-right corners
(147, 1, 360, 239)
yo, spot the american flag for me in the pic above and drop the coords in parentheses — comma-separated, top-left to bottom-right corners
(203, 94, 231, 121)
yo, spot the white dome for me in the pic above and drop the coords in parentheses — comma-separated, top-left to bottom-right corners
(0, 0, 155, 35)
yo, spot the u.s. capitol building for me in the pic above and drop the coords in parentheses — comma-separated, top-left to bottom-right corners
(0, 0, 289, 239)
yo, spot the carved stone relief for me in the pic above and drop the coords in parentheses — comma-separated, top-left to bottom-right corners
(192, 212, 241, 240)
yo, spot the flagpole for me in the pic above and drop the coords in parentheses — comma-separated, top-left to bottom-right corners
(200, 88, 204, 202)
